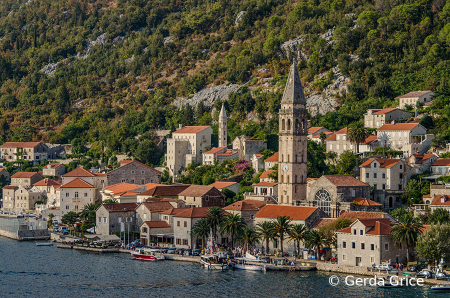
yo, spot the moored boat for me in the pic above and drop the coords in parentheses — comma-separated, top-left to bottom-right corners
(229, 258, 266, 271)
(36, 243, 53, 246)
(431, 284, 450, 291)
(200, 254, 229, 270)
(131, 248, 165, 261)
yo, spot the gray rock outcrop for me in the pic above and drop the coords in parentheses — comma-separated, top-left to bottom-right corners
(173, 84, 242, 109)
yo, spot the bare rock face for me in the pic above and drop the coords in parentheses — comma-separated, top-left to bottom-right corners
(173, 84, 242, 109)
(40, 63, 58, 76)
(235, 11, 246, 26)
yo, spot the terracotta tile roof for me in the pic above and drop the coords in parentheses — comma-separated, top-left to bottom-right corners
(407, 153, 436, 164)
(0, 168, 7, 173)
(173, 126, 211, 134)
(223, 200, 266, 211)
(312, 131, 333, 138)
(143, 182, 165, 190)
(432, 159, 450, 166)
(114, 160, 161, 174)
(203, 146, 227, 154)
(254, 205, 318, 221)
(335, 127, 348, 134)
(46, 163, 64, 169)
(143, 221, 171, 228)
(0, 142, 41, 148)
(253, 182, 277, 187)
(325, 133, 336, 141)
(397, 90, 432, 98)
(120, 192, 139, 197)
(34, 179, 61, 187)
(377, 123, 419, 131)
(102, 203, 139, 212)
(359, 158, 401, 168)
(62, 168, 97, 177)
(431, 195, 450, 206)
(307, 178, 318, 182)
(338, 211, 389, 221)
(323, 175, 369, 187)
(369, 108, 398, 115)
(424, 100, 434, 106)
(161, 198, 182, 203)
(216, 149, 238, 157)
(260, 170, 275, 179)
(60, 178, 95, 188)
(172, 207, 212, 218)
(140, 202, 174, 212)
(3, 185, 17, 189)
(362, 136, 378, 144)
(253, 154, 263, 158)
(308, 127, 325, 134)
(337, 218, 392, 235)
(178, 185, 224, 197)
(349, 197, 382, 206)
(104, 183, 141, 195)
(265, 152, 279, 162)
(160, 207, 191, 215)
(11, 172, 42, 178)
(139, 185, 190, 197)
(311, 218, 336, 229)
(209, 181, 238, 189)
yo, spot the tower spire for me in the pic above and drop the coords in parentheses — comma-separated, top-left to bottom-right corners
(281, 61, 306, 105)
(219, 103, 227, 147)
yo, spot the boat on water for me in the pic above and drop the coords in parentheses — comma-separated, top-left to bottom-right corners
(200, 253, 229, 270)
(229, 258, 266, 271)
(131, 248, 165, 261)
(431, 284, 450, 291)
(377, 278, 403, 288)
(36, 243, 53, 246)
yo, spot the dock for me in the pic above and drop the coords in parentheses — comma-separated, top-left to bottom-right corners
(57, 244, 119, 253)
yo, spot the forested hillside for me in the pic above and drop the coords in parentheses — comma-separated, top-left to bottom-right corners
(0, 0, 450, 164)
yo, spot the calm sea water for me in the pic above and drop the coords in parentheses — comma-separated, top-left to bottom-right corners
(0, 237, 441, 298)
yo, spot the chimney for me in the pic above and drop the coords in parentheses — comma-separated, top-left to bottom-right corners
(441, 196, 446, 204)
(178, 124, 182, 130)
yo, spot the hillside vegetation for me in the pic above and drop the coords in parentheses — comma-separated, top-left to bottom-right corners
(0, 0, 450, 163)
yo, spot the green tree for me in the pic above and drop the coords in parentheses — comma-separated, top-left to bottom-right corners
(390, 213, 423, 264)
(335, 151, 357, 175)
(288, 224, 308, 257)
(220, 213, 246, 247)
(47, 213, 55, 228)
(191, 218, 210, 249)
(304, 230, 325, 259)
(239, 227, 260, 251)
(206, 206, 224, 246)
(416, 224, 450, 266)
(347, 126, 369, 154)
(319, 132, 327, 145)
(134, 140, 162, 166)
(272, 215, 292, 254)
(62, 211, 79, 235)
(256, 221, 276, 255)
(429, 208, 450, 224)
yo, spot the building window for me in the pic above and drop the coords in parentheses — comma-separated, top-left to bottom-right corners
(373, 173, 377, 178)
(342, 254, 347, 261)
(143, 227, 148, 233)
(374, 184, 377, 189)
(144, 213, 147, 219)
(75, 205, 78, 210)
(142, 171, 145, 174)
(352, 242, 355, 249)
(177, 221, 180, 227)
(75, 192, 79, 198)
(84, 193, 87, 197)
(66, 206, 69, 210)
(353, 229, 357, 235)
(382, 184, 386, 190)
(131, 170, 135, 174)
(98, 217, 101, 223)
(360, 230, 363, 235)
(342, 241, 346, 248)
(183, 239, 188, 246)
(385, 243, 389, 251)
(400, 164, 402, 169)
(399, 173, 403, 179)
(184, 221, 187, 227)
(374, 163, 377, 168)
(314, 189, 331, 216)
(382, 173, 385, 179)
(176, 239, 181, 245)
(370, 244, 375, 251)
(361, 243, 365, 250)
(366, 173, 369, 178)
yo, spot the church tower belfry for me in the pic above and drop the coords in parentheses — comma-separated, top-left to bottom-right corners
(278, 61, 308, 205)
(219, 103, 227, 148)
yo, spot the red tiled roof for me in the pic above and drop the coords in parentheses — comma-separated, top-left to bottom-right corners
(359, 158, 401, 168)
(254, 154, 263, 158)
(378, 123, 419, 131)
(203, 146, 227, 154)
(173, 126, 210, 134)
(216, 149, 238, 157)
(311, 218, 336, 229)
(260, 170, 275, 179)
(338, 211, 389, 221)
(223, 200, 266, 211)
(424, 100, 434, 106)
(431, 159, 450, 166)
(337, 218, 392, 235)
(11, 172, 41, 178)
(34, 179, 61, 187)
(323, 175, 369, 187)
(368, 108, 398, 115)
(0, 142, 41, 148)
(397, 90, 432, 98)
(115, 160, 161, 174)
(140, 202, 174, 212)
(160, 207, 191, 215)
(362, 136, 378, 144)
(139, 185, 190, 197)
(431, 195, 450, 206)
(3, 185, 17, 189)
(143, 221, 171, 228)
(325, 133, 336, 141)
(104, 183, 141, 195)
(265, 152, 279, 162)
(350, 197, 382, 206)
(254, 205, 318, 221)
(312, 131, 333, 138)
(308, 127, 325, 134)
(102, 203, 139, 212)
(60, 178, 94, 188)
(62, 168, 97, 177)
(335, 127, 348, 134)
(178, 185, 224, 197)
(172, 207, 212, 218)
(46, 163, 64, 169)
(209, 181, 237, 189)
(253, 182, 277, 187)
(120, 192, 139, 197)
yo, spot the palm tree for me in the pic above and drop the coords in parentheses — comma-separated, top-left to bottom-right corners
(319, 132, 327, 145)
(288, 224, 308, 257)
(220, 213, 246, 247)
(191, 218, 210, 249)
(206, 206, 224, 246)
(390, 213, 423, 264)
(347, 126, 369, 154)
(239, 227, 260, 251)
(47, 213, 55, 228)
(272, 216, 292, 254)
(304, 230, 325, 260)
(256, 221, 276, 255)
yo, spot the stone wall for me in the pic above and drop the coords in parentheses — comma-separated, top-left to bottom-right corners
(107, 162, 161, 186)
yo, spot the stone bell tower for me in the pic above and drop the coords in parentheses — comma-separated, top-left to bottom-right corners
(278, 61, 308, 205)
(219, 103, 227, 148)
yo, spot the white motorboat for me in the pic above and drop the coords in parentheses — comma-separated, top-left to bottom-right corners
(200, 254, 229, 270)
(431, 284, 450, 291)
(229, 258, 266, 271)
(131, 248, 165, 261)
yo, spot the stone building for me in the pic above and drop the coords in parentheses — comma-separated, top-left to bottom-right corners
(13, 185, 43, 213)
(166, 125, 213, 180)
(430, 159, 450, 176)
(60, 178, 96, 215)
(222, 200, 266, 227)
(251, 154, 264, 172)
(307, 127, 331, 142)
(0, 142, 49, 162)
(232, 136, 267, 161)
(306, 175, 370, 218)
(407, 153, 438, 175)
(325, 127, 355, 156)
(2, 185, 17, 212)
(264, 152, 278, 171)
(62, 168, 107, 201)
(218, 103, 227, 148)
(278, 62, 308, 205)
(360, 158, 410, 191)
(0, 168, 10, 181)
(397, 90, 434, 109)
(107, 160, 161, 186)
(364, 108, 411, 129)
(42, 163, 66, 176)
(135, 201, 174, 228)
(336, 218, 407, 267)
(140, 221, 173, 246)
(177, 185, 225, 208)
(208, 181, 240, 194)
(33, 178, 61, 208)
(260, 170, 275, 183)
(11, 172, 43, 188)
(377, 123, 433, 156)
(136, 185, 190, 202)
(96, 203, 138, 235)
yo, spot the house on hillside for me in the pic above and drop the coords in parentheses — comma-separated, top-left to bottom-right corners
(96, 203, 139, 235)
(0, 142, 49, 162)
(223, 200, 266, 227)
(264, 152, 278, 171)
(42, 163, 66, 176)
(431, 159, 450, 176)
(11, 172, 43, 188)
(208, 181, 240, 194)
(177, 185, 225, 208)
(107, 160, 161, 186)
(62, 168, 106, 201)
(135, 201, 174, 228)
(397, 90, 434, 109)
(407, 153, 438, 175)
(364, 108, 411, 129)
(232, 136, 267, 161)
(136, 185, 190, 203)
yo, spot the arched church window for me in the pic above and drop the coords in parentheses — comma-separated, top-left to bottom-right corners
(287, 119, 291, 131)
(301, 175, 304, 183)
(282, 119, 285, 131)
(295, 119, 299, 132)
(288, 155, 290, 162)
(314, 189, 331, 216)
(295, 175, 297, 183)
(287, 175, 290, 183)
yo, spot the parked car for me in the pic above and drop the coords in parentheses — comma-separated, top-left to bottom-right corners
(62, 229, 69, 235)
(435, 272, 450, 280)
(415, 270, 433, 279)
(409, 265, 423, 272)
(376, 264, 393, 271)
(193, 249, 201, 256)
(52, 227, 59, 233)
(167, 248, 176, 254)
